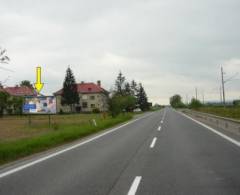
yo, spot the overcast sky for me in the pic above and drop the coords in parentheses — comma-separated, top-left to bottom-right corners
(0, 0, 240, 104)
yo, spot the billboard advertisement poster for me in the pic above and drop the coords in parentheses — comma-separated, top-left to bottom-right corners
(23, 96, 57, 114)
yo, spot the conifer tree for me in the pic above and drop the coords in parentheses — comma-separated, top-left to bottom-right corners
(137, 83, 149, 111)
(130, 80, 138, 97)
(61, 67, 79, 112)
(115, 71, 125, 95)
(124, 82, 131, 95)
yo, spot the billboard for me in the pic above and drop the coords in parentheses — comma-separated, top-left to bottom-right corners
(23, 96, 57, 114)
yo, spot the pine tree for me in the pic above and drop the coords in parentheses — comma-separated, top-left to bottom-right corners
(124, 82, 131, 95)
(61, 67, 79, 112)
(137, 83, 149, 111)
(130, 80, 138, 97)
(115, 71, 125, 95)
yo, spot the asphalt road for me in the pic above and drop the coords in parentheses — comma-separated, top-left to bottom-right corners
(0, 108, 240, 195)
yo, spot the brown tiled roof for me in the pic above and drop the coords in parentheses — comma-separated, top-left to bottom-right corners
(4, 86, 37, 96)
(54, 83, 108, 95)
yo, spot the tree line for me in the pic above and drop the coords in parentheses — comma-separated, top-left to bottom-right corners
(169, 94, 203, 109)
(170, 94, 240, 109)
(109, 71, 150, 117)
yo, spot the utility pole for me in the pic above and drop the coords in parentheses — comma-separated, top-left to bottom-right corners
(221, 66, 226, 105)
(202, 91, 205, 104)
(195, 87, 198, 100)
(220, 66, 238, 106)
(220, 86, 222, 104)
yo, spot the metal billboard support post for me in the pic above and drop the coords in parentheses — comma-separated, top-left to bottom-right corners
(48, 114, 51, 127)
(28, 114, 31, 126)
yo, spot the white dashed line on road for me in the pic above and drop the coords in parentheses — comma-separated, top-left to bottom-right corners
(150, 137, 157, 148)
(127, 176, 142, 195)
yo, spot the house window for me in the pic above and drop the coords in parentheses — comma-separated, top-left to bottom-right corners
(82, 95, 87, 100)
(90, 95, 95, 100)
(82, 102, 88, 108)
(91, 104, 95, 108)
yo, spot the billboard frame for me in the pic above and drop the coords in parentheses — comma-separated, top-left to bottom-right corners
(22, 95, 57, 115)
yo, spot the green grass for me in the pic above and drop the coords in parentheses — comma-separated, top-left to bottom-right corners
(0, 114, 133, 165)
(194, 107, 240, 120)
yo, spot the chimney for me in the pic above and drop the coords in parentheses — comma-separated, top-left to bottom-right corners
(97, 80, 101, 87)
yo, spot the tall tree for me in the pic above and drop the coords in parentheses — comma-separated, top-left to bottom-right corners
(169, 94, 185, 108)
(0, 47, 10, 64)
(130, 80, 138, 97)
(124, 82, 131, 95)
(137, 83, 149, 111)
(115, 71, 125, 95)
(61, 67, 79, 112)
(20, 80, 32, 88)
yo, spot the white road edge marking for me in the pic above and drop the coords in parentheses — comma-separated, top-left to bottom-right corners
(127, 176, 142, 195)
(150, 137, 157, 148)
(179, 111, 240, 147)
(0, 113, 153, 179)
(158, 126, 161, 131)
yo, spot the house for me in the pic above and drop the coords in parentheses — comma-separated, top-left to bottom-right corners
(0, 85, 37, 114)
(54, 81, 109, 113)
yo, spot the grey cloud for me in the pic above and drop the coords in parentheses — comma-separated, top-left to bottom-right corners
(0, 0, 240, 104)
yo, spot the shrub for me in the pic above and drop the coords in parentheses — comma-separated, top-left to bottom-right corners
(189, 98, 202, 109)
(92, 108, 100, 113)
(59, 109, 64, 114)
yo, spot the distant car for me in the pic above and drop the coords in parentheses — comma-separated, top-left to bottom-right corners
(133, 108, 142, 112)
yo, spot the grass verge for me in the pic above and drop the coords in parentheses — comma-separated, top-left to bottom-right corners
(0, 113, 133, 165)
(194, 107, 240, 120)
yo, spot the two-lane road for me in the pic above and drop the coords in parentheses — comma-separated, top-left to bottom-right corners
(0, 108, 240, 195)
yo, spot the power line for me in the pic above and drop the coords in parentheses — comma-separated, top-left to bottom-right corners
(220, 66, 239, 106)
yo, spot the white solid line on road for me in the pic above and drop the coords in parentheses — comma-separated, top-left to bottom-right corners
(179, 112, 240, 147)
(150, 137, 157, 148)
(127, 176, 142, 195)
(0, 113, 154, 179)
(158, 126, 161, 131)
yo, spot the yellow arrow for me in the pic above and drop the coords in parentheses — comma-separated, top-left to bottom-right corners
(34, 66, 44, 93)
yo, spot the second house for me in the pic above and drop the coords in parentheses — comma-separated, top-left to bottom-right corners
(54, 81, 109, 113)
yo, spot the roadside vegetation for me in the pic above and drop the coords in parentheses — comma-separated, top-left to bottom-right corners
(0, 113, 133, 165)
(195, 107, 240, 120)
(169, 94, 240, 120)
